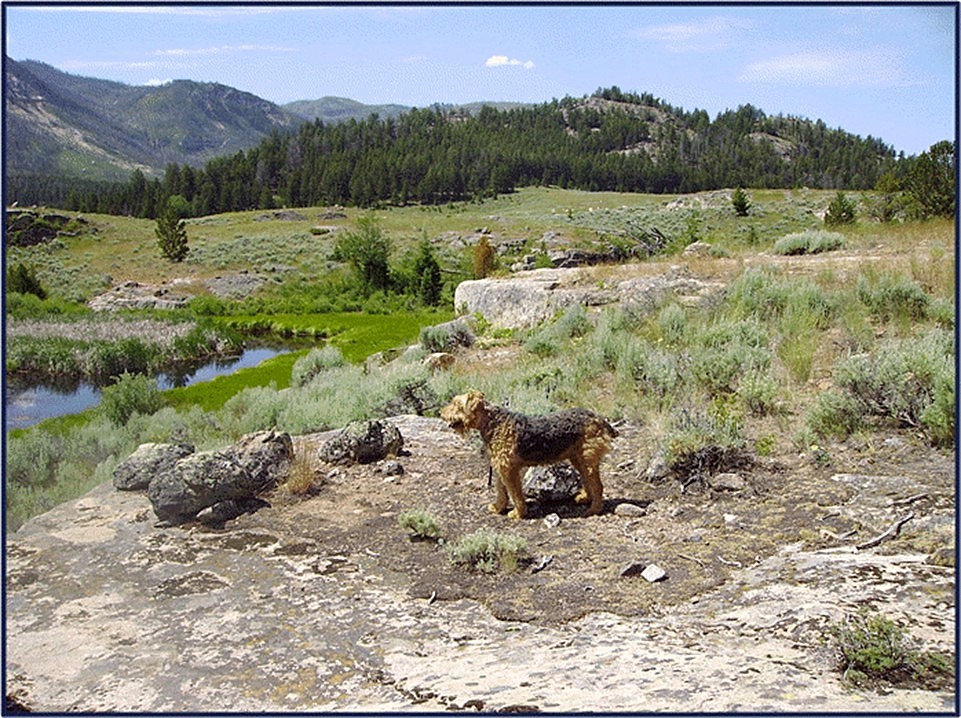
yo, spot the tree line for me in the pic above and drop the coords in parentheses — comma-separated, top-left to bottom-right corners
(10, 87, 951, 219)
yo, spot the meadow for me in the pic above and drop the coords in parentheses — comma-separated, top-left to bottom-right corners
(4, 186, 955, 531)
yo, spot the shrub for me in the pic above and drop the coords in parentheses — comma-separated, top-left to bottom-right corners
(811, 329, 954, 446)
(398, 509, 442, 540)
(291, 346, 348, 388)
(773, 230, 845, 256)
(7, 262, 47, 299)
(856, 273, 930, 323)
(283, 454, 321, 495)
(472, 235, 497, 279)
(832, 609, 954, 689)
(99, 371, 164, 425)
(524, 304, 591, 357)
(447, 529, 527, 573)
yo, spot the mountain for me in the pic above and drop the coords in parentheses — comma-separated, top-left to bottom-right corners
(284, 96, 411, 124)
(4, 58, 302, 182)
(283, 97, 530, 124)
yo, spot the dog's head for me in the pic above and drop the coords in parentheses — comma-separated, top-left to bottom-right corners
(440, 390, 487, 435)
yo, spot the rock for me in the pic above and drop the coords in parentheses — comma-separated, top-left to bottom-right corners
(530, 555, 554, 574)
(112, 442, 194, 491)
(644, 453, 671, 482)
(641, 564, 667, 582)
(422, 318, 475, 352)
(454, 267, 723, 329)
(619, 561, 666, 582)
(380, 460, 405, 477)
(708, 473, 746, 491)
(319, 420, 404, 465)
(682, 241, 713, 257)
(146, 430, 292, 524)
(523, 463, 581, 502)
(542, 513, 561, 529)
(89, 281, 190, 311)
(424, 352, 455, 371)
(614, 503, 646, 517)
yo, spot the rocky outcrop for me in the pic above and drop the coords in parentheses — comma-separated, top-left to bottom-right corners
(454, 264, 723, 329)
(113, 442, 195, 491)
(89, 281, 190, 311)
(317, 419, 403, 465)
(126, 430, 292, 525)
(522, 463, 582, 502)
(5, 415, 955, 713)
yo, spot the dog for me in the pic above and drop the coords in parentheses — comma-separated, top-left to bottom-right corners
(440, 390, 617, 519)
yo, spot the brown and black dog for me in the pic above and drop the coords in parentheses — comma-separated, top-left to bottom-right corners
(441, 390, 617, 519)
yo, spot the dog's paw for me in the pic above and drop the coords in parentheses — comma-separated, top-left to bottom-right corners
(506, 507, 526, 520)
(574, 489, 590, 504)
(489, 503, 507, 514)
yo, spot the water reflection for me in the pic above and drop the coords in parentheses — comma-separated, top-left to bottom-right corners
(5, 345, 292, 431)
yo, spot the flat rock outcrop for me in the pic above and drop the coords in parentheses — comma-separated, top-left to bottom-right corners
(455, 264, 723, 329)
(6, 415, 954, 713)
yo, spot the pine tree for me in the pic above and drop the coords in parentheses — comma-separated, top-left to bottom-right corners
(412, 237, 442, 306)
(824, 191, 856, 227)
(156, 199, 189, 262)
(731, 187, 751, 217)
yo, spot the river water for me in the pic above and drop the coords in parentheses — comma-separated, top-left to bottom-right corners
(4, 346, 288, 431)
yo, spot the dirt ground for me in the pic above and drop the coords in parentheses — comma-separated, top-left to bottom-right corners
(270, 400, 954, 631)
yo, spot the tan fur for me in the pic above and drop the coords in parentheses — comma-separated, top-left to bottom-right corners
(440, 390, 617, 519)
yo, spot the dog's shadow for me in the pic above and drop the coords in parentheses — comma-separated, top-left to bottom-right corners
(524, 497, 652, 519)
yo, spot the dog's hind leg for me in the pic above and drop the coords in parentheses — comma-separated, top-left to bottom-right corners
(571, 455, 604, 516)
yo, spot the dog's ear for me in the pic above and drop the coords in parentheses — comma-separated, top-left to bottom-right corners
(465, 389, 485, 412)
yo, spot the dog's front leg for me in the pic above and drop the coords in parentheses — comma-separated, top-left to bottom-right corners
(488, 473, 509, 515)
(503, 467, 527, 520)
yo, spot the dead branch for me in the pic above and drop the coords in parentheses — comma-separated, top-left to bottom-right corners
(856, 512, 915, 550)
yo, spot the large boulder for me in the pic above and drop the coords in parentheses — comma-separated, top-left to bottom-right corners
(112, 442, 195, 491)
(146, 430, 292, 524)
(454, 266, 724, 330)
(523, 463, 582, 502)
(318, 420, 403, 465)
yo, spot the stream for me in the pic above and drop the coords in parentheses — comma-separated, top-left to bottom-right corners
(4, 346, 289, 431)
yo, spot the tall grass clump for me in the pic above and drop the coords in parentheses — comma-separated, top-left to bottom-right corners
(808, 328, 954, 446)
(690, 318, 771, 395)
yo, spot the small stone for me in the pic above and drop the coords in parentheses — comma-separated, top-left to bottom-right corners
(542, 513, 561, 529)
(644, 453, 671, 481)
(641, 564, 667, 582)
(380, 460, 405, 476)
(530, 555, 554, 574)
(724, 513, 739, 525)
(619, 561, 646, 578)
(709, 472, 746, 491)
(614, 503, 646, 517)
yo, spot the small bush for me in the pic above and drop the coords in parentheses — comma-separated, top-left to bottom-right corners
(856, 273, 930, 323)
(773, 230, 845, 256)
(398, 509, 442, 540)
(291, 346, 348, 388)
(99, 372, 164, 425)
(832, 609, 954, 689)
(447, 529, 527, 573)
(810, 329, 954, 446)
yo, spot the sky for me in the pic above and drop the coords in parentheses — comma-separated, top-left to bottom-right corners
(3, 3, 957, 156)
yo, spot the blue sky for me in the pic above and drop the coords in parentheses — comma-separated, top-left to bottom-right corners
(4, 3, 956, 155)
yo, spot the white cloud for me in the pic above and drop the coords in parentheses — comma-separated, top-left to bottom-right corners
(144, 78, 172, 87)
(485, 55, 535, 70)
(739, 48, 919, 88)
(630, 16, 754, 52)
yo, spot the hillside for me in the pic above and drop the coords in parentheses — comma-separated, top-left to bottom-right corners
(4, 58, 301, 182)
(41, 87, 904, 218)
